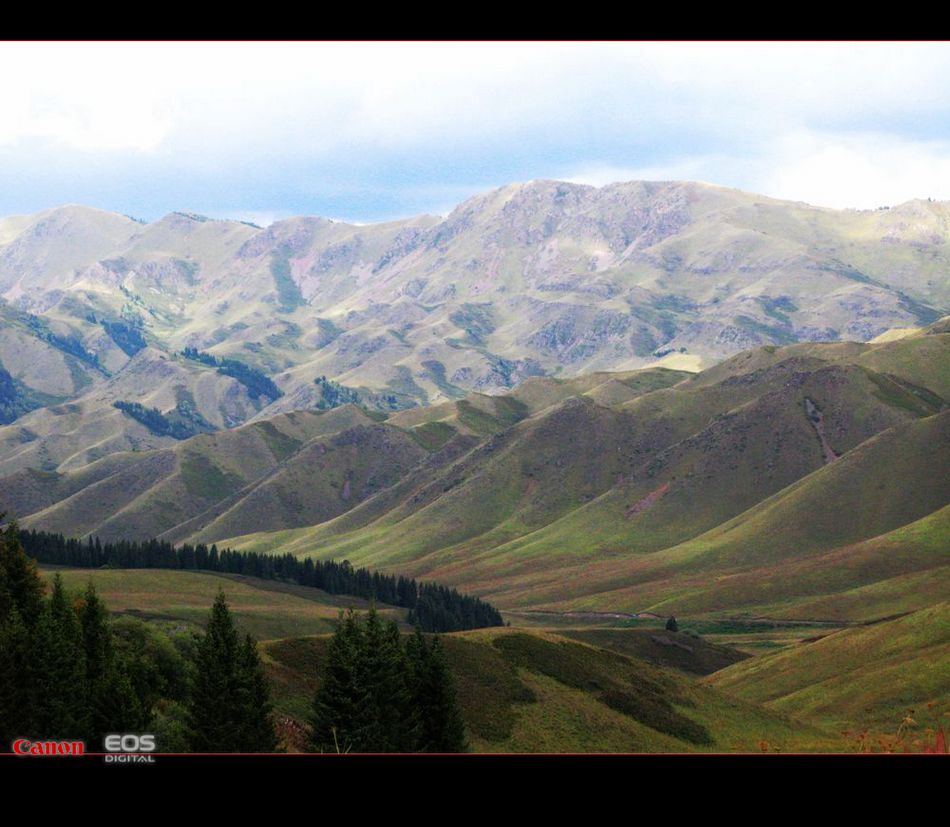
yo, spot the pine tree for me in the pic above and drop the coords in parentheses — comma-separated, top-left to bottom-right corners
(188, 590, 277, 752)
(407, 629, 467, 753)
(79, 582, 144, 743)
(0, 523, 42, 750)
(310, 609, 365, 753)
(0, 520, 44, 626)
(236, 633, 278, 752)
(31, 574, 88, 738)
(0, 608, 33, 749)
(353, 607, 413, 752)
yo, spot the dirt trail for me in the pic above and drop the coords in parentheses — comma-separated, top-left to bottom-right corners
(804, 397, 838, 464)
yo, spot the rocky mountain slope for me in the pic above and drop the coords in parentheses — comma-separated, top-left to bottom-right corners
(0, 181, 947, 476)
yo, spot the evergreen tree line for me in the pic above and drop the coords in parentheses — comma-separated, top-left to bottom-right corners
(310, 608, 467, 753)
(179, 347, 283, 402)
(0, 522, 275, 752)
(19, 528, 504, 633)
(113, 400, 204, 440)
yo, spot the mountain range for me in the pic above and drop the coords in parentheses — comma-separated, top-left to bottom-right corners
(2, 180, 948, 751)
(0, 180, 947, 479)
(4, 320, 947, 625)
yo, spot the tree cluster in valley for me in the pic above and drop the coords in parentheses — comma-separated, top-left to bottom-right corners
(310, 608, 467, 753)
(0, 522, 273, 753)
(2, 523, 469, 754)
(20, 528, 504, 633)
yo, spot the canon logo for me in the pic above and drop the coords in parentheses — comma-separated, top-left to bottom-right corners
(12, 739, 85, 756)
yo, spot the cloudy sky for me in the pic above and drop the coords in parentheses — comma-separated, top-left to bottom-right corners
(2, 42, 949, 224)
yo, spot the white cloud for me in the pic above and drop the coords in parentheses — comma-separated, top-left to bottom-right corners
(5, 42, 949, 157)
(760, 131, 950, 208)
(4, 42, 950, 216)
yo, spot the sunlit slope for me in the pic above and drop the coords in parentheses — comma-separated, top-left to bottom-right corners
(225, 338, 947, 618)
(706, 603, 950, 733)
(10, 406, 376, 539)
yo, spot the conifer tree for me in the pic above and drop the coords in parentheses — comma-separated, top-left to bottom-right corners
(310, 609, 365, 753)
(0, 608, 33, 749)
(407, 629, 467, 753)
(353, 607, 413, 752)
(0, 522, 42, 749)
(31, 574, 88, 737)
(0, 520, 44, 626)
(188, 590, 277, 752)
(236, 633, 278, 752)
(80, 582, 144, 742)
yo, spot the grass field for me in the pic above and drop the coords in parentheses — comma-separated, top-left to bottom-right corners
(263, 627, 843, 753)
(41, 567, 405, 640)
(706, 603, 950, 739)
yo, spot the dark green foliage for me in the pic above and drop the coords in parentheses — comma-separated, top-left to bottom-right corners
(407, 628, 467, 752)
(732, 315, 797, 345)
(757, 296, 798, 326)
(421, 360, 466, 399)
(180, 346, 218, 367)
(111, 616, 192, 713)
(312, 318, 343, 348)
(20, 529, 504, 633)
(20, 311, 102, 370)
(665, 616, 679, 632)
(113, 400, 214, 440)
(255, 421, 303, 462)
(407, 420, 457, 452)
(102, 320, 147, 357)
(80, 583, 146, 742)
(448, 303, 495, 346)
(560, 628, 748, 677)
(309, 610, 364, 753)
(236, 633, 278, 752)
(166, 397, 216, 436)
(599, 689, 713, 745)
(313, 375, 361, 409)
(0, 608, 34, 747)
(0, 366, 23, 424)
(180, 347, 283, 401)
(309, 609, 467, 753)
(150, 700, 191, 752)
(896, 290, 942, 325)
(0, 524, 265, 753)
(0, 521, 45, 625)
(188, 591, 277, 752)
(31, 574, 89, 737)
(437, 636, 536, 742)
(0, 365, 59, 425)
(861, 368, 945, 416)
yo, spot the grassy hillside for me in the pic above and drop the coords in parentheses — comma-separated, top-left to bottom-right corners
(706, 603, 950, 739)
(43, 566, 405, 640)
(8, 335, 948, 633)
(263, 627, 840, 753)
(10, 406, 376, 540)
(225, 336, 948, 621)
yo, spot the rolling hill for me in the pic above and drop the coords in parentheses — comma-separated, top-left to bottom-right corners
(6, 331, 946, 632)
(706, 603, 950, 736)
(1, 181, 948, 477)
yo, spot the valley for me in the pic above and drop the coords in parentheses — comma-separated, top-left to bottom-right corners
(1, 181, 948, 754)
